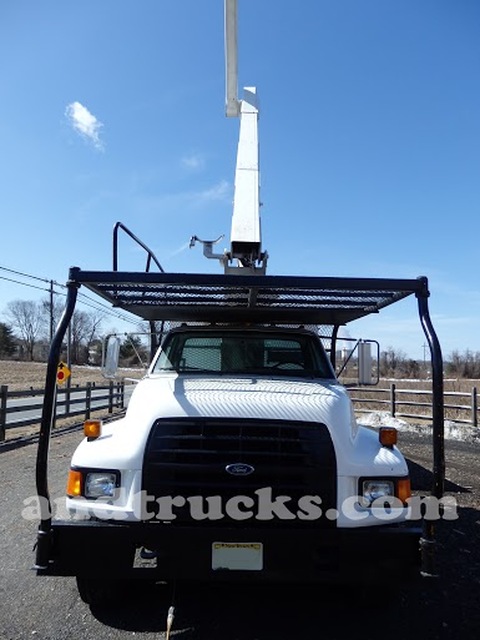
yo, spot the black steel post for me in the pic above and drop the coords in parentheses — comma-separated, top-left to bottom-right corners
(34, 279, 78, 570)
(390, 383, 396, 417)
(472, 387, 477, 428)
(417, 281, 445, 500)
(149, 320, 160, 362)
(108, 380, 114, 413)
(0, 385, 7, 441)
(85, 382, 92, 420)
(416, 277, 444, 578)
(117, 380, 125, 409)
(330, 325, 339, 370)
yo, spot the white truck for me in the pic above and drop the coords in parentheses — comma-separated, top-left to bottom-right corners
(33, 268, 445, 606)
(33, 0, 445, 609)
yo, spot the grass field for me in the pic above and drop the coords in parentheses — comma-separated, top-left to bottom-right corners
(1, 359, 479, 428)
(0, 360, 143, 391)
(0, 360, 143, 441)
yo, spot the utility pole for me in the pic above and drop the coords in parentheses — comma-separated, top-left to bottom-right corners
(49, 280, 54, 343)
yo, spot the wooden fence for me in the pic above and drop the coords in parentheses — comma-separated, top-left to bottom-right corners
(0, 381, 127, 441)
(348, 382, 478, 426)
(1, 379, 478, 442)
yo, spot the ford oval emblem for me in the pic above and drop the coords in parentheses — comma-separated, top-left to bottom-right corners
(225, 463, 255, 476)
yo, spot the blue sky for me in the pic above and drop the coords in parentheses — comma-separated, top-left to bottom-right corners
(1, 0, 479, 359)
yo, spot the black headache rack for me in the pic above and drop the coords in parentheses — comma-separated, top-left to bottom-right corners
(73, 268, 419, 324)
(34, 265, 445, 577)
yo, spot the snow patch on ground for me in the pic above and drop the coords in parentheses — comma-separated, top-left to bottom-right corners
(357, 411, 480, 443)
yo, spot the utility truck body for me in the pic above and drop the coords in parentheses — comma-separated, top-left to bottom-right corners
(33, 0, 445, 606)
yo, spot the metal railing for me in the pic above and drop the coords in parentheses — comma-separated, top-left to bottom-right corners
(0, 381, 127, 441)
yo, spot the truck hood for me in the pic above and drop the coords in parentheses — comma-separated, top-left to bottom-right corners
(74, 374, 357, 470)
(71, 374, 407, 500)
(127, 374, 348, 426)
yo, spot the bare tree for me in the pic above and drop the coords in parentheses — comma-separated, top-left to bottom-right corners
(70, 310, 104, 364)
(446, 350, 480, 379)
(5, 300, 44, 361)
(379, 347, 408, 378)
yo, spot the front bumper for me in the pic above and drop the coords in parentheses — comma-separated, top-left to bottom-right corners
(35, 520, 422, 584)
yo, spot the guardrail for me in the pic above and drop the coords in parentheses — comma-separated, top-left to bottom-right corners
(0, 381, 127, 441)
(349, 382, 478, 426)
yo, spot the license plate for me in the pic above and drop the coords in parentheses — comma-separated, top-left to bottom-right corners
(212, 542, 263, 571)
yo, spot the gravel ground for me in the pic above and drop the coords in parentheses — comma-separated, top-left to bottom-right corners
(1, 359, 477, 637)
(396, 430, 480, 637)
(0, 423, 479, 639)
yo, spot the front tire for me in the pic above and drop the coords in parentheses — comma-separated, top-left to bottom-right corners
(76, 576, 128, 607)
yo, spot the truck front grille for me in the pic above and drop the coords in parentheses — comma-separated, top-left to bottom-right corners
(142, 418, 337, 527)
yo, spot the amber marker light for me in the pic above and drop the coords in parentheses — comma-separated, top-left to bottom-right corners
(66, 469, 82, 497)
(379, 426, 398, 448)
(84, 419, 102, 440)
(397, 477, 412, 505)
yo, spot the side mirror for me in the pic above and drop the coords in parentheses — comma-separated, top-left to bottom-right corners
(358, 340, 379, 385)
(102, 335, 121, 379)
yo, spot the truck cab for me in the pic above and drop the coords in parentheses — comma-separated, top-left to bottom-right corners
(66, 323, 412, 535)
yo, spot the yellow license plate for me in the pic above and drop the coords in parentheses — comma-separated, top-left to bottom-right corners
(212, 542, 263, 571)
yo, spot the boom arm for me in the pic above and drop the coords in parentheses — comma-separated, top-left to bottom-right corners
(228, 86, 265, 272)
(225, 0, 266, 274)
(192, 0, 267, 274)
(224, 0, 240, 118)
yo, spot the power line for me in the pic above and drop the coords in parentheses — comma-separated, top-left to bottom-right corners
(0, 264, 51, 285)
(0, 275, 51, 294)
(0, 264, 141, 328)
(77, 291, 142, 326)
(50, 288, 142, 327)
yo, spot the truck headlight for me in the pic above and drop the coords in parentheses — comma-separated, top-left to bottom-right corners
(84, 472, 119, 498)
(361, 479, 395, 507)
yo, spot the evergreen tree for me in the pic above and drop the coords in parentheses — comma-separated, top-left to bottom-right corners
(0, 322, 16, 357)
(119, 335, 148, 366)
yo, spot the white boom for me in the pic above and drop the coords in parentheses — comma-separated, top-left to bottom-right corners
(224, 0, 240, 118)
(191, 0, 267, 274)
(225, 0, 266, 273)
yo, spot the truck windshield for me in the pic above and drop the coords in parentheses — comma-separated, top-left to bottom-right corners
(152, 331, 334, 379)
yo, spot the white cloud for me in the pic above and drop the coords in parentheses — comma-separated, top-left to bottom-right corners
(181, 152, 205, 171)
(197, 179, 230, 202)
(127, 179, 232, 221)
(65, 101, 104, 150)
